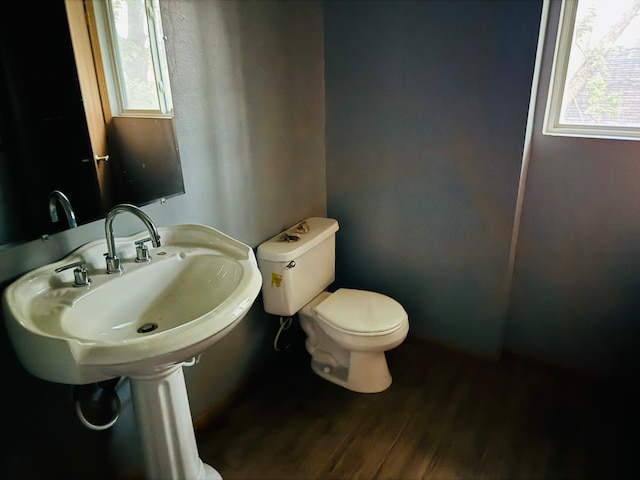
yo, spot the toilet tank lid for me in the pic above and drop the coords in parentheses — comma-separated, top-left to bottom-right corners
(257, 217, 339, 262)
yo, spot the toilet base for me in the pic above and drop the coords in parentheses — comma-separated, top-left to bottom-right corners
(310, 350, 392, 393)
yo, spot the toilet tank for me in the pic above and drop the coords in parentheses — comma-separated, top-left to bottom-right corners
(257, 217, 339, 316)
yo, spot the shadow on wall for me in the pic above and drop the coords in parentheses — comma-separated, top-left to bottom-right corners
(506, 234, 640, 378)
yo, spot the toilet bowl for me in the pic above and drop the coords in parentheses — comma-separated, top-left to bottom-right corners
(299, 289, 408, 393)
(256, 217, 410, 393)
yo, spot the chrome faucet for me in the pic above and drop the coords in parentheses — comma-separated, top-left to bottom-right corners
(49, 190, 77, 228)
(104, 204, 161, 274)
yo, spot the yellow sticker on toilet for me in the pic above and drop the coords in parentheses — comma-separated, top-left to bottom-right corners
(271, 272, 282, 287)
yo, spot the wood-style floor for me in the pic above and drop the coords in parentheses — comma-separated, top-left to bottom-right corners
(196, 335, 637, 480)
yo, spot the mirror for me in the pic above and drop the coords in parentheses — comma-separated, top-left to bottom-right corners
(0, 0, 184, 250)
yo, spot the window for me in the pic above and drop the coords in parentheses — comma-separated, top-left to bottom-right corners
(91, 0, 173, 117)
(544, 0, 640, 141)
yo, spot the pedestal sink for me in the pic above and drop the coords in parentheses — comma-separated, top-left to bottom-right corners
(2, 223, 263, 479)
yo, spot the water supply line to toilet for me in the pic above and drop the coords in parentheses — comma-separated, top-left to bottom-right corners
(274, 316, 293, 351)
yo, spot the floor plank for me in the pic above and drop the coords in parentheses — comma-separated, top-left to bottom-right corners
(196, 336, 638, 480)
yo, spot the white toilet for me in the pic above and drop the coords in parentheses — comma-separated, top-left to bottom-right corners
(257, 217, 409, 393)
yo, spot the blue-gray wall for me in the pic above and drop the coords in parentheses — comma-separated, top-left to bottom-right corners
(1, 1, 325, 477)
(161, 0, 326, 417)
(325, 0, 542, 358)
(506, 0, 640, 377)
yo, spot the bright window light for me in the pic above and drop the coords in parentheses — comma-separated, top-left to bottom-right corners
(544, 0, 640, 140)
(93, 0, 173, 117)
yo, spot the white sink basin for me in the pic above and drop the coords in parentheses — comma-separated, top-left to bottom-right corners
(3, 224, 262, 384)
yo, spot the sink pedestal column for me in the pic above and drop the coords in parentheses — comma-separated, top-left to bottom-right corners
(129, 364, 221, 480)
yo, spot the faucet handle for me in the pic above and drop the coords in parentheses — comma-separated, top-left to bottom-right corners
(55, 261, 91, 287)
(104, 253, 122, 274)
(135, 238, 152, 263)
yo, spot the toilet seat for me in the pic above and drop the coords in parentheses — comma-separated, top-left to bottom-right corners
(313, 288, 407, 336)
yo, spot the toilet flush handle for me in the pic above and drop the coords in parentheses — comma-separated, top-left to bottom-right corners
(285, 260, 296, 269)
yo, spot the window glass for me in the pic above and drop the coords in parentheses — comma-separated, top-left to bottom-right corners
(111, 0, 159, 110)
(94, 0, 173, 116)
(545, 0, 640, 139)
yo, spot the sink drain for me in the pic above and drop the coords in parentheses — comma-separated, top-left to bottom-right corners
(137, 323, 158, 334)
